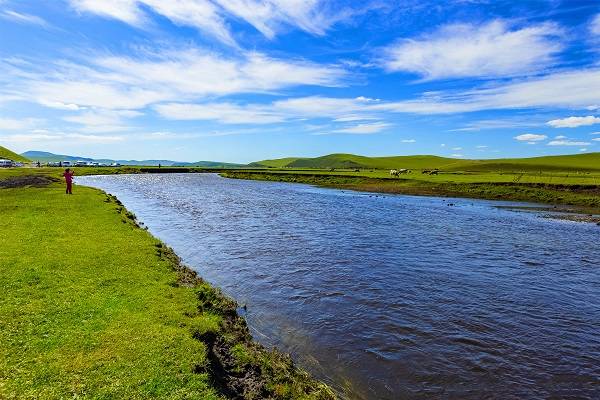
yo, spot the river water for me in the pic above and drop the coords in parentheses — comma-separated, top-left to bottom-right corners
(77, 173, 600, 399)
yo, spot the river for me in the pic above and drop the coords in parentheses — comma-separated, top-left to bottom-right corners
(77, 173, 600, 400)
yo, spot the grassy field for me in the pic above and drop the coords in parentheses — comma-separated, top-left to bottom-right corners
(221, 169, 600, 211)
(250, 152, 600, 172)
(0, 146, 30, 163)
(0, 171, 335, 399)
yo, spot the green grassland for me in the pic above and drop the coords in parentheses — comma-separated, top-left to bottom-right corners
(0, 146, 30, 163)
(250, 152, 600, 172)
(222, 169, 600, 211)
(237, 152, 600, 210)
(0, 171, 335, 399)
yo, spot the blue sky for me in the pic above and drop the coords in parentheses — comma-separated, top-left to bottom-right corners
(1, 0, 600, 162)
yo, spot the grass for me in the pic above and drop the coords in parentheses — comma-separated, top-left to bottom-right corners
(221, 170, 600, 211)
(0, 172, 335, 399)
(0, 146, 30, 163)
(250, 152, 600, 172)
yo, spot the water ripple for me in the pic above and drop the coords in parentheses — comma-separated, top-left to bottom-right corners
(78, 173, 600, 400)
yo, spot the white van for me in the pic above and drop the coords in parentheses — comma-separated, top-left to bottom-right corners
(62, 161, 72, 167)
(0, 159, 13, 167)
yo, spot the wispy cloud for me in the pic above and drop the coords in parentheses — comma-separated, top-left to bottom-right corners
(1, 49, 347, 111)
(449, 117, 543, 131)
(547, 115, 600, 128)
(68, 0, 347, 45)
(156, 96, 382, 125)
(155, 102, 285, 124)
(332, 122, 391, 135)
(401, 139, 416, 143)
(62, 109, 142, 132)
(1, 132, 124, 144)
(547, 139, 591, 146)
(514, 133, 547, 142)
(590, 13, 600, 36)
(381, 20, 563, 80)
(371, 68, 600, 114)
(1, 10, 51, 28)
(0, 117, 39, 130)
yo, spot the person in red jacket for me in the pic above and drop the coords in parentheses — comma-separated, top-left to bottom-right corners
(63, 168, 74, 194)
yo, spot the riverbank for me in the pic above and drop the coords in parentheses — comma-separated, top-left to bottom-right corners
(221, 170, 600, 216)
(0, 173, 335, 399)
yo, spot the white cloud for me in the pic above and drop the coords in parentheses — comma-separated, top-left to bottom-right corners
(333, 115, 378, 122)
(452, 146, 462, 150)
(547, 115, 600, 128)
(62, 109, 142, 132)
(554, 135, 567, 139)
(69, 0, 142, 25)
(3, 49, 347, 111)
(213, 0, 348, 39)
(580, 148, 588, 151)
(1, 132, 124, 144)
(155, 96, 382, 125)
(0, 10, 50, 28)
(592, 138, 600, 141)
(592, 132, 600, 135)
(401, 139, 416, 143)
(451, 153, 464, 158)
(68, 0, 344, 45)
(450, 118, 543, 131)
(476, 145, 488, 149)
(332, 122, 390, 135)
(155, 102, 285, 124)
(514, 133, 547, 142)
(272, 96, 377, 118)
(547, 140, 591, 146)
(373, 69, 600, 114)
(0, 117, 38, 130)
(590, 14, 600, 36)
(382, 20, 563, 80)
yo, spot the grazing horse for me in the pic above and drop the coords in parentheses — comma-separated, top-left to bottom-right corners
(390, 169, 399, 176)
(422, 170, 431, 174)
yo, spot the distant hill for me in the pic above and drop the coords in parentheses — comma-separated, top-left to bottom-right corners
(248, 157, 305, 168)
(250, 152, 600, 172)
(0, 146, 30, 162)
(21, 151, 243, 168)
(251, 153, 472, 170)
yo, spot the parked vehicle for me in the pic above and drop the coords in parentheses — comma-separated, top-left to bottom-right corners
(0, 159, 13, 167)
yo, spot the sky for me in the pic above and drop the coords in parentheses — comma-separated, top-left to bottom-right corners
(1, 0, 600, 163)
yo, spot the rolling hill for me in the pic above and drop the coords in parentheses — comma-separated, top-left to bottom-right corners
(248, 157, 305, 168)
(0, 146, 30, 162)
(21, 151, 243, 168)
(250, 152, 600, 172)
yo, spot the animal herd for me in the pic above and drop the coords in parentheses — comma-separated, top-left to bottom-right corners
(390, 168, 440, 176)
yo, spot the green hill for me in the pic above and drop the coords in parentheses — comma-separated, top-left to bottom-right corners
(250, 152, 600, 172)
(252, 153, 472, 170)
(0, 146, 29, 162)
(248, 157, 305, 168)
(457, 153, 600, 172)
